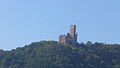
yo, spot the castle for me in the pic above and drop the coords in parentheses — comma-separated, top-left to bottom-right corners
(59, 25, 78, 45)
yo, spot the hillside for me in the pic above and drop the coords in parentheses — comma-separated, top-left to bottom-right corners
(0, 41, 120, 68)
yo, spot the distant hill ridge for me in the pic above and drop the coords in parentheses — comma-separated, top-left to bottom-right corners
(0, 41, 120, 68)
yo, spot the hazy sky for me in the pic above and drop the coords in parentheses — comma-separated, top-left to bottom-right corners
(0, 0, 120, 50)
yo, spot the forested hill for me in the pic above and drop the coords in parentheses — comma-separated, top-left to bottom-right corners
(0, 41, 120, 68)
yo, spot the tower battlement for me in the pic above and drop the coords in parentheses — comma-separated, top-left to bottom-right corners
(59, 25, 78, 45)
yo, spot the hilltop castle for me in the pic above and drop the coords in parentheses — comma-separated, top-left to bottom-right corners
(59, 25, 78, 45)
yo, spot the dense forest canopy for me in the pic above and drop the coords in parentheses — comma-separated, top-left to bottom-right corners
(0, 41, 120, 68)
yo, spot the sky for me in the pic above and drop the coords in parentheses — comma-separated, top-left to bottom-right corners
(0, 0, 120, 50)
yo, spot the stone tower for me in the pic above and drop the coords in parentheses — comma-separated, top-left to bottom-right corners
(70, 25, 76, 38)
(59, 25, 77, 45)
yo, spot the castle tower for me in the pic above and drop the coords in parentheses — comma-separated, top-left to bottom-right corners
(59, 25, 77, 45)
(70, 25, 76, 38)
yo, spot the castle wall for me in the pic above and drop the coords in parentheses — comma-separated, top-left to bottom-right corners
(59, 35, 67, 45)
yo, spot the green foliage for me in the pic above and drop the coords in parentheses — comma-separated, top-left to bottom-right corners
(0, 41, 120, 68)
